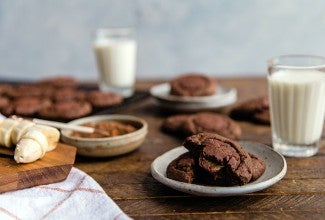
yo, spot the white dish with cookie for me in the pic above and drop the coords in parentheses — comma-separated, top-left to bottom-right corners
(150, 83, 237, 112)
(151, 141, 287, 197)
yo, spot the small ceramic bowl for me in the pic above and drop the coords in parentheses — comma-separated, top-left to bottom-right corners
(60, 114, 148, 157)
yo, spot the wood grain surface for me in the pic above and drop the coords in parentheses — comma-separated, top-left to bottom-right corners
(74, 77, 325, 219)
(0, 143, 76, 193)
(3, 77, 322, 219)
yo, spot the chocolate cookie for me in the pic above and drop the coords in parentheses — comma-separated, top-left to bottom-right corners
(52, 88, 86, 102)
(0, 96, 9, 110)
(249, 153, 266, 181)
(7, 84, 43, 98)
(2, 97, 51, 117)
(87, 91, 123, 108)
(161, 112, 241, 140)
(183, 112, 241, 140)
(230, 96, 270, 124)
(170, 73, 217, 96)
(166, 152, 197, 183)
(37, 76, 77, 88)
(0, 84, 12, 96)
(39, 101, 92, 120)
(183, 133, 253, 186)
(161, 114, 189, 134)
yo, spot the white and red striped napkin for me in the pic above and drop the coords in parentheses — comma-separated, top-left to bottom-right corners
(0, 167, 132, 220)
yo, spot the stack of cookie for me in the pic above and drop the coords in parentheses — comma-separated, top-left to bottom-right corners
(167, 133, 266, 186)
(0, 76, 123, 120)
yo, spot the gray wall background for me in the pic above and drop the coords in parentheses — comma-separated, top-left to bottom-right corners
(0, 0, 324, 81)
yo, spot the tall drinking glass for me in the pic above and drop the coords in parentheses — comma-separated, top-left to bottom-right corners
(267, 55, 325, 157)
(93, 28, 137, 98)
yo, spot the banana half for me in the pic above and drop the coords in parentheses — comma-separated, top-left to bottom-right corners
(0, 118, 20, 147)
(0, 117, 61, 163)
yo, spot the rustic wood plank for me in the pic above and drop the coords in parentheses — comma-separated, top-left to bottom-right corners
(74, 77, 325, 219)
(114, 195, 325, 215)
(132, 211, 325, 220)
(0, 143, 76, 193)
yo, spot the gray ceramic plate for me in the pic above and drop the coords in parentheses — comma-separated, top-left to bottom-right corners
(149, 83, 237, 112)
(151, 141, 287, 197)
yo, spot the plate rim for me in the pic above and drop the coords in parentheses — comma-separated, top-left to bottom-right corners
(150, 141, 287, 197)
(149, 83, 237, 111)
(150, 83, 237, 103)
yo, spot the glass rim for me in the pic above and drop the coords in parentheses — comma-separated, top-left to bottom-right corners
(267, 54, 325, 70)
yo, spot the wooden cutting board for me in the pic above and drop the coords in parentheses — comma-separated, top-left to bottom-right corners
(0, 143, 76, 193)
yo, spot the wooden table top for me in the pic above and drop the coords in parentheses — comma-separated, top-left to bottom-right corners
(74, 77, 325, 220)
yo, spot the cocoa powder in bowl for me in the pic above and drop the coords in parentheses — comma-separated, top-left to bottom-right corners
(71, 120, 137, 138)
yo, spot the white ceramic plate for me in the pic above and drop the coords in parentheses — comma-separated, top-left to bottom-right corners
(149, 83, 237, 112)
(151, 141, 287, 197)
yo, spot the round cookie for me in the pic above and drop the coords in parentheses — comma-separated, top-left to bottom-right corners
(15, 97, 51, 116)
(183, 133, 253, 186)
(36, 85, 55, 99)
(87, 91, 123, 108)
(52, 88, 86, 102)
(0, 84, 12, 96)
(166, 152, 197, 184)
(2, 97, 51, 117)
(182, 112, 242, 140)
(7, 84, 43, 98)
(161, 114, 189, 134)
(0, 96, 9, 110)
(249, 153, 266, 181)
(39, 101, 92, 120)
(230, 96, 270, 124)
(170, 73, 217, 96)
(37, 76, 77, 88)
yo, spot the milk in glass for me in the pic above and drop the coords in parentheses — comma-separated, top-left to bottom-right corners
(268, 69, 325, 157)
(93, 28, 137, 97)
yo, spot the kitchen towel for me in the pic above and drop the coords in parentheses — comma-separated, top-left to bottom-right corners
(0, 167, 132, 220)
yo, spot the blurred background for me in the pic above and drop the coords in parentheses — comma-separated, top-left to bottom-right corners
(0, 0, 324, 81)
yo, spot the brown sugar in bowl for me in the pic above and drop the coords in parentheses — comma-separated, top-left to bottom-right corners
(60, 115, 148, 157)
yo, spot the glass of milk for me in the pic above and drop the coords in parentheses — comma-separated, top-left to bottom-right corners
(267, 55, 325, 157)
(93, 28, 137, 97)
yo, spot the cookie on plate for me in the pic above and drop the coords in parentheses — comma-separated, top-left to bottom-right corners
(170, 73, 217, 96)
(0, 84, 12, 96)
(184, 133, 253, 186)
(37, 76, 78, 88)
(2, 97, 51, 117)
(161, 112, 241, 140)
(39, 100, 92, 120)
(249, 153, 266, 181)
(87, 91, 123, 108)
(52, 88, 86, 102)
(166, 133, 266, 186)
(166, 152, 197, 183)
(229, 96, 270, 124)
(7, 84, 43, 98)
(0, 96, 10, 110)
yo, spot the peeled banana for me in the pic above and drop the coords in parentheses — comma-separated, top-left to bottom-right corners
(0, 117, 60, 163)
(11, 119, 35, 145)
(0, 118, 19, 147)
(32, 124, 60, 152)
(15, 129, 48, 163)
